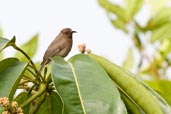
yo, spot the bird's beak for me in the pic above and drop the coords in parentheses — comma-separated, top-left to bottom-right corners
(72, 31, 77, 33)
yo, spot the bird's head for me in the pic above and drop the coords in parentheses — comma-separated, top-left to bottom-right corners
(61, 28, 77, 38)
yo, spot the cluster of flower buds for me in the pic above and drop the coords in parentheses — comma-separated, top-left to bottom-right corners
(0, 97, 23, 114)
(78, 43, 92, 54)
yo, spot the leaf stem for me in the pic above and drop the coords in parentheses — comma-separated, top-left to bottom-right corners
(19, 82, 47, 108)
(29, 91, 47, 114)
(27, 66, 36, 75)
(12, 44, 43, 81)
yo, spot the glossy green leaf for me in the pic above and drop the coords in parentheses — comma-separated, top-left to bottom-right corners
(125, 0, 143, 20)
(0, 58, 27, 101)
(151, 23, 171, 42)
(89, 54, 171, 114)
(15, 34, 38, 61)
(52, 55, 127, 114)
(98, 0, 126, 21)
(49, 91, 63, 114)
(146, 7, 171, 30)
(120, 92, 144, 114)
(0, 36, 16, 53)
(36, 91, 63, 114)
(122, 48, 134, 70)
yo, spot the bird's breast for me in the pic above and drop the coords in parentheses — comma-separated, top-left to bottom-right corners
(58, 38, 72, 57)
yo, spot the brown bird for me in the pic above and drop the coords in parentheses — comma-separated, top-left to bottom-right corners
(39, 28, 76, 72)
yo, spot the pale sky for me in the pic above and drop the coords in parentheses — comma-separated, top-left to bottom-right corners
(0, 0, 141, 65)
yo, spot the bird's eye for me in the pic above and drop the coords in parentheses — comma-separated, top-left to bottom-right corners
(65, 31, 69, 34)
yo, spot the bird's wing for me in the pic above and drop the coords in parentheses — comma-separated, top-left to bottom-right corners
(42, 38, 66, 63)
